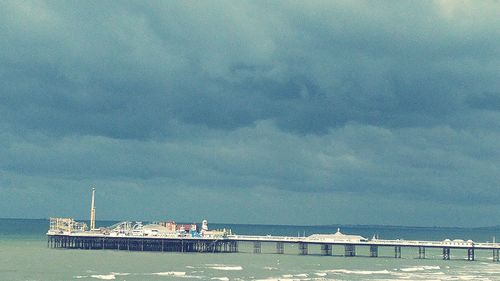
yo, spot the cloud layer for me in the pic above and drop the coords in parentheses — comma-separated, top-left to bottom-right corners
(1, 0, 499, 226)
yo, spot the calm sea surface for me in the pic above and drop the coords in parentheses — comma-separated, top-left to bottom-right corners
(1, 219, 500, 281)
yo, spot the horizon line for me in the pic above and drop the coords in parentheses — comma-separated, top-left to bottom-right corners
(1, 217, 499, 230)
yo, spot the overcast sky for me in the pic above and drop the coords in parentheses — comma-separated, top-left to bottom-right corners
(1, 0, 499, 227)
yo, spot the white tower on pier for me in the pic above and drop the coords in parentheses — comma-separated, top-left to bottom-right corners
(90, 187, 96, 231)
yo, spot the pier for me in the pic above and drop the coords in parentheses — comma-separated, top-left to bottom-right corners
(47, 188, 500, 262)
(48, 234, 238, 253)
(47, 230, 500, 262)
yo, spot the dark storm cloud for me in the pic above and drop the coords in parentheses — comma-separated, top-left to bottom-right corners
(1, 0, 499, 225)
(466, 92, 500, 111)
(2, 0, 498, 138)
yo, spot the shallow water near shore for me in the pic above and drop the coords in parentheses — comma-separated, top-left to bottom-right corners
(2, 219, 500, 281)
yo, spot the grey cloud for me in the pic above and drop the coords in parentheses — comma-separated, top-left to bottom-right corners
(1, 1, 500, 226)
(466, 92, 500, 111)
(2, 122, 499, 205)
(1, 1, 499, 139)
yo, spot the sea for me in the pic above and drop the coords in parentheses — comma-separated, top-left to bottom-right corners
(1, 218, 500, 281)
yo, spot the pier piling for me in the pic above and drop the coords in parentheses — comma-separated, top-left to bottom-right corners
(418, 247, 425, 259)
(321, 244, 332, 256)
(467, 248, 475, 261)
(276, 242, 284, 254)
(394, 246, 402, 258)
(253, 241, 261, 254)
(370, 245, 378, 257)
(298, 242, 308, 255)
(344, 244, 356, 257)
(442, 247, 451, 260)
(493, 249, 499, 262)
(47, 235, 239, 254)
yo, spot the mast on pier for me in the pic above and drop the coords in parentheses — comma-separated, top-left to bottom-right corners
(90, 187, 96, 230)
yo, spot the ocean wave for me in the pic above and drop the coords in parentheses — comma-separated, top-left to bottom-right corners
(110, 272, 130, 276)
(324, 269, 391, 275)
(400, 267, 426, 272)
(282, 274, 308, 278)
(255, 279, 301, 281)
(209, 266, 243, 271)
(211, 277, 229, 281)
(152, 271, 186, 276)
(423, 266, 440, 270)
(90, 274, 116, 280)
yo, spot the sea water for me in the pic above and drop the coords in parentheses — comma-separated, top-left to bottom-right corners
(1, 219, 500, 280)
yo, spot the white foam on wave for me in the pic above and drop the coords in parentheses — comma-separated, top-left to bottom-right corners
(324, 269, 391, 275)
(264, 266, 278, 270)
(73, 276, 87, 279)
(110, 272, 130, 276)
(400, 267, 426, 272)
(211, 277, 229, 281)
(391, 271, 446, 279)
(209, 266, 243, 271)
(314, 272, 327, 277)
(255, 279, 298, 281)
(152, 271, 186, 276)
(281, 273, 308, 278)
(90, 274, 116, 280)
(423, 266, 440, 270)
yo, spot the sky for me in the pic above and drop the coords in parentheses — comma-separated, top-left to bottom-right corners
(0, 0, 499, 227)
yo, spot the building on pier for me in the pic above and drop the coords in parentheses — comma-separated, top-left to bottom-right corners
(308, 228, 367, 242)
(48, 218, 87, 234)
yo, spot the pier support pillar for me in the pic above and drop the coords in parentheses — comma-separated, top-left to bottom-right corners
(298, 242, 308, 255)
(344, 244, 356, 257)
(321, 244, 332, 256)
(418, 247, 425, 259)
(394, 246, 401, 258)
(276, 242, 284, 254)
(467, 248, 474, 261)
(442, 247, 450, 260)
(253, 241, 261, 254)
(230, 241, 238, 253)
(370, 245, 378, 257)
(493, 249, 499, 262)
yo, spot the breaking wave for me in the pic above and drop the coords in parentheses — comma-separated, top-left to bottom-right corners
(89, 274, 116, 280)
(152, 271, 187, 276)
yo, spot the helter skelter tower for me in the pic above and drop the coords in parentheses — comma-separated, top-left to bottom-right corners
(90, 187, 96, 231)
